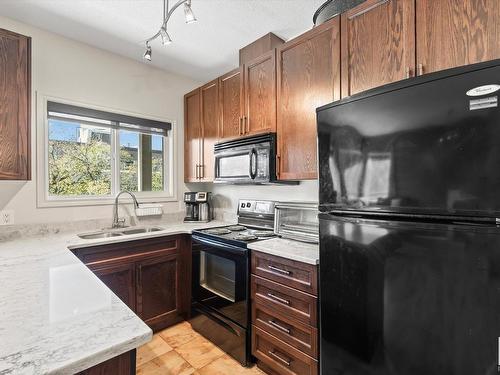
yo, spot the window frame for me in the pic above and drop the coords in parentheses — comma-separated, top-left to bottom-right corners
(37, 95, 177, 208)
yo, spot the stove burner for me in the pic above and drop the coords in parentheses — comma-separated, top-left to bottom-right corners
(227, 225, 247, 232)
(235, 234, 258, 241)
(204, 228, 231, 235)
(253, 230, 275, 238)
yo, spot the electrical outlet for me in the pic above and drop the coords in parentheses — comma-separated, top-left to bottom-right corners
(0, 210, 14, 226)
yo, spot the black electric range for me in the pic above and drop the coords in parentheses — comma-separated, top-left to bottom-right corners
(190, 199, 276, 367)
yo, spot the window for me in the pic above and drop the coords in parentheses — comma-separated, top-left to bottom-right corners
(42, 100, 174, 205)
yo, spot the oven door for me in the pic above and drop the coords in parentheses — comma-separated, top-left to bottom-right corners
(191, 235, 248, 328)
(214, 140, 273, 184)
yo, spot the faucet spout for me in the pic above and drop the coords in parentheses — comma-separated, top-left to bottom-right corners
(112, 190, 140, 228)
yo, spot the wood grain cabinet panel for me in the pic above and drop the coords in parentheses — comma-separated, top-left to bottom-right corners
(89, 262, 136, 311)
(77, 350, 136, 375)
(251, 251, 318, 295)
(253, 302, 318, 358)
(0, 28, 31, 180)
(252, 326, 318, 375)
(251, 275, 317, 327)
(218, 67, 244, 141)
(200, 79, 218, 181)
(276, 17, 340, 181)
(184, 88, 202, 182)
(244, 50, 277, 136)
(136, 253, 182, 331)
(416, 0, 500, 75)
(341, 0, 415, 97)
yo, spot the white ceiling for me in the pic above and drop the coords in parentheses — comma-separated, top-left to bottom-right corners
(0, 0, 325, 81)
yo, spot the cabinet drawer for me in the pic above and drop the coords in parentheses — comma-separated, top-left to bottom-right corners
(74, 238, 178, 265)
(252, 251, 317, 295)
(251, 275, 317, 326)
(253, 301, 318, 358)
(252, 326, 318, 375)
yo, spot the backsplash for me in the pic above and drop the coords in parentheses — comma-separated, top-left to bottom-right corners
(211, 180, 319, 220)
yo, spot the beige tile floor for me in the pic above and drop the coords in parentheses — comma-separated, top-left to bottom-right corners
(137, 321, 266, 375)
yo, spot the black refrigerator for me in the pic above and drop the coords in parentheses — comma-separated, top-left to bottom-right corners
(317, 60, 500, 375)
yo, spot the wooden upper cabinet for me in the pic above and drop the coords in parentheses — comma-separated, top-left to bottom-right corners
(0, 28, 31, 180)
(184, 88, 201, 182)
(277, 17, 340, 181)
(341, 0, 415, 97)
(244, 50, 277, 137)
(218, 67, 244, 141)
(200, 79, 218, 181)
(416, 0, 500, 75)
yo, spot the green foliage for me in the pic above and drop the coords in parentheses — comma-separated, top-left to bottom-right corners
(48, 140, 164, 196)
(49, 140, 111, 196)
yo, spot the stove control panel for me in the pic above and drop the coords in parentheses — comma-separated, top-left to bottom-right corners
(238, 200, 275, 216)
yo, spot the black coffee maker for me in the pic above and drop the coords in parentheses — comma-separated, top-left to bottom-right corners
(184, 192, 199, 222)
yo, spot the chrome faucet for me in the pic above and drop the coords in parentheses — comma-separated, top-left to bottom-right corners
(112, 190, 140, 228)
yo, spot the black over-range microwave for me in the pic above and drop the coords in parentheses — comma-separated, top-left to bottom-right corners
(214, 133, 278, 184)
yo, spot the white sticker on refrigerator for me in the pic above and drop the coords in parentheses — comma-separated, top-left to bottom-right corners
(470, 96, 498, 111)
(467, 84, 500, 97)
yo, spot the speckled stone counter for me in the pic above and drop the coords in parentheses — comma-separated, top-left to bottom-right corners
(248, 237, 319, 265)
(0, 220, 227, 374)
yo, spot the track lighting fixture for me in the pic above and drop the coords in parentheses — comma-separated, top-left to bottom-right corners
(143, 42, 152, 61)
(142, 0, 198, 61)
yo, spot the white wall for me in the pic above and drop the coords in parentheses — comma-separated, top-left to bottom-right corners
(0, 16, 202, 225)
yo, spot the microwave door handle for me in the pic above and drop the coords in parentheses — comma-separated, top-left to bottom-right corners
(249, 148, 257, 180)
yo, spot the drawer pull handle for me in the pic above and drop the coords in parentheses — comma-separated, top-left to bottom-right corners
(267, 293, 290, 305)
(268, 265, 290, 275)
(268, 350, 291, 367)
(268, 319, 291, 334)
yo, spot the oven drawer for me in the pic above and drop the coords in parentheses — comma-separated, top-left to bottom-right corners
(252, 301, 318, 358)
(251, 251, 317, 295)
(252, 326, 318, 375)
(251, 275, 317, 326)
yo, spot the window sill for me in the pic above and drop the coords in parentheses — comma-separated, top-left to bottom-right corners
(37, 194, 178, 208)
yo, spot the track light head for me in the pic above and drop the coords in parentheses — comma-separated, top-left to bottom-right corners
(160, 27, 172, 45)
(184, 0, 197, 24)
(143, 43, 152, 61)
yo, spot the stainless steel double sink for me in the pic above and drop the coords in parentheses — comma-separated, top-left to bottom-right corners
(77, 226, 164, 240)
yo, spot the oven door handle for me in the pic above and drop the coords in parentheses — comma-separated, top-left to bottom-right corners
(192, 235, 248, 256)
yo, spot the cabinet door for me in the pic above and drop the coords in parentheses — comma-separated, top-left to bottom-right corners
(90, 262, 136, 311)
(136, 253, 181, 331)
(416, 0, 500, 75)
(244, 50, 277, 136)
(184, 88, 201, 182)
(341, 0, 415, 97)
(277, 17, 340, 181)
(200, 79, 219, 181)
(218, 67, 244, 141)
(0, 28, 31, 180)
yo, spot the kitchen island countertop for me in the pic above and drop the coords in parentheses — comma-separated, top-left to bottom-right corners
(0, 220, 227, 374)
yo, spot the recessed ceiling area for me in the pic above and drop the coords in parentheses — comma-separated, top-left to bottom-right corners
(0, 0, 325, 81)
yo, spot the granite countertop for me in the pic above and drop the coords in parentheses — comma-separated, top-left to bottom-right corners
(0, 220, 227, 375)
(248, 237, 319, 265)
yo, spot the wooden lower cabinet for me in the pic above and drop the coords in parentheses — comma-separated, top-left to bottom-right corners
(253, 327, 318, 375)
(72, 235, 190, 332)
(251, 251, 319, 375)
(77, 349, 136, 375)
(136, 253, 183, 331)
(89, 262, 136, 310)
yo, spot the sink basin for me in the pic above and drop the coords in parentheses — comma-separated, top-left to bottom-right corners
(120, 226, 164, 235)
(77, 226, 164, 240)
(78, 231, 123, 240)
